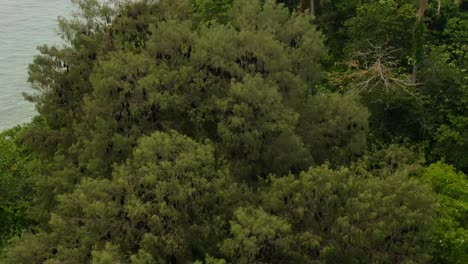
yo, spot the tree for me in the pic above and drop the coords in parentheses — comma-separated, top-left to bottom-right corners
(345, 1, 416, 60)
(422, 162, 468, 263)
(217, 74, 313, 178)
(296, 93, 369, 166)
(2, 131, 248, 263)
(194, 0, 234, 23)
(0, 127, 41, 249)
(228, 160, 437, 263)
(54, 0, 331, 182)
(419, 43, 468, 172)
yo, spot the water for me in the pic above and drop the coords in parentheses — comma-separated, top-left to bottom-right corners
(0, 0, 73, 131)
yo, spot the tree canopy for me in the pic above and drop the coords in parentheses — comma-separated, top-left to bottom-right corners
(1, 0, 467, 263)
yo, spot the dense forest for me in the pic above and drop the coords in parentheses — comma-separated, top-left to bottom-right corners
(0, 0, 467, 263)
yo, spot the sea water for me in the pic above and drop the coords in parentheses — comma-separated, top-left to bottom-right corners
(0, 0, 73, 131)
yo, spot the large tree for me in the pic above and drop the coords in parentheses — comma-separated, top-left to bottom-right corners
(20, 0, 368, 189)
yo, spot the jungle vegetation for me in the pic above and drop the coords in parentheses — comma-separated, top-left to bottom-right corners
(0, 0, 467, 263)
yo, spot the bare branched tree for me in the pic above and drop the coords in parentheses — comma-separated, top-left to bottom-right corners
(347, 42, 416, 95)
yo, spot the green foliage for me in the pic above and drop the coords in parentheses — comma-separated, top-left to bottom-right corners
(276, 0, 300, 11)
(2, 133, 440, 263)
(365, 88, 427, 143)
(257, 163, 436, 263)
(366, 144, 426, 177)
(0, 127, 40, 249)
(91, 243, 123, 264)
(443, 14, 468, 68)
(220, 207, 292, 263)
(194, 0, 234, 23)
(422, 162, 468, 264)
(433, 116, 468, 172)
(345, 0, 417, 58)
(2, 0, 468, 262)
(217, 74, 312, 177)
(3, 131, 247, 263)
(420, 46, 468, 171)
(51, 0, 332, 183)
(296, 93, 369, 166)
(0, 233, 51, 264)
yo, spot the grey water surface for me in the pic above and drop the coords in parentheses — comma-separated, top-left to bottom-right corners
(0, 0, 73, 131)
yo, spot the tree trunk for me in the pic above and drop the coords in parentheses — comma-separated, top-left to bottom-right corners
(413, 0, 429, 83)
(417, 0, 428, 22)
(300, 0, 305, 13)
(437, 0, 441, 16)
(310, 0, 315, 16)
